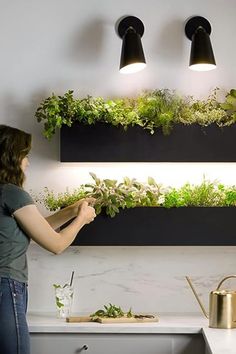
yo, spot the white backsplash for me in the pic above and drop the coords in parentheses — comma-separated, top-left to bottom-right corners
(28, 243, 236, 315)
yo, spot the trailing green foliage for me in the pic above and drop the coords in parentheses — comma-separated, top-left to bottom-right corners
(35, 88, 236, 139)
(36, 173, 236, 218)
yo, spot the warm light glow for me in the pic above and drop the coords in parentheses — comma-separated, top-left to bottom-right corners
(120, 62, 146, 74)
(189, 63, 216, 71)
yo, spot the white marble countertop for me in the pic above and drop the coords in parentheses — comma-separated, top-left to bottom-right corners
(28, 313, 236, 354)
(202, 327, 236, 354)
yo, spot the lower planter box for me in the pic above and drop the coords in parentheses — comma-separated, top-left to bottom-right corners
(60, 123, 236, 162)
(72, 207, 236, 246)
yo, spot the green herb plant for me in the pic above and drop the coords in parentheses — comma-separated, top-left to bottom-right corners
(36, 174, 236, 218)
(35, 88, 236, 139)
(163, 180, 230, 208)
(36, 172, 163, 217)
(220, 89, 236, 125)
(179, 88, 227, 126)
(90, 303, 133, 319)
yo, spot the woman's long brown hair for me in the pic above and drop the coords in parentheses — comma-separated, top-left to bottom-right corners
(0, 125, 32, 187)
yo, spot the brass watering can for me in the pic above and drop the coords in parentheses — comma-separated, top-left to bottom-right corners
(186, 275, 236, 329)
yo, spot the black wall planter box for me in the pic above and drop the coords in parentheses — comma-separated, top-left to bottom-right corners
(72, 207, 236, 246)
(60, 123, 236, 162)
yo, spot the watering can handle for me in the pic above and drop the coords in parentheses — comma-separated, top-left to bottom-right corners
(216, 275, 236, 291)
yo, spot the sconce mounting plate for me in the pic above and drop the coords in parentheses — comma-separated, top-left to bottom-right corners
(185, 16, 211, 40)
(117, 16, 144, 38)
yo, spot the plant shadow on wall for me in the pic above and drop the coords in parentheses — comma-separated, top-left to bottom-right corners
(1, 90, 59, 161)
(67, 19, 105, 65)
(155, 19, 184, 65)
(34, 174, 236, 246)
(2, 93, 37, 131)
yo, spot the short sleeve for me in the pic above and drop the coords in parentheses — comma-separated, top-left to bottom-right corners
(3, 184, 34, 214)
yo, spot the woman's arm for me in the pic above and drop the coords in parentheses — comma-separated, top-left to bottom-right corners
(45, 198, 95, 229)
(13, 201, 96, 254)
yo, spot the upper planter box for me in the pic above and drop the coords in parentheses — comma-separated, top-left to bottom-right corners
(72, 207, 236, 246)
(60, 123, 236, 162)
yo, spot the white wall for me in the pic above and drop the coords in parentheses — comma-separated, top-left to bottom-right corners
(1, 0, 236, 315)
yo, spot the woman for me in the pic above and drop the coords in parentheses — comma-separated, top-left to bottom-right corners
(0, 125, 96, 354)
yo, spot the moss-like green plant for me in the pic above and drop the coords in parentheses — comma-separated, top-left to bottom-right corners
(35, 88, 235, 139)
(35, 174, 236, 218)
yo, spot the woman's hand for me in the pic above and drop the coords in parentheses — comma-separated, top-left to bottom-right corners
(71, 198, 96, 218)
(77, 200, 96, 224)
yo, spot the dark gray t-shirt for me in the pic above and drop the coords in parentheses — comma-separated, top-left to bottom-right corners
(0, 183, 34, 282)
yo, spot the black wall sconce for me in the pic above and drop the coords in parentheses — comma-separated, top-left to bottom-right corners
(185, 16, 216, 71)
(116, 16, 146, 74)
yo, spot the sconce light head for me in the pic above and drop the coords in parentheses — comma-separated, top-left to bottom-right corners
(185, 16, 216, 71)
(117, 16, 146, 74)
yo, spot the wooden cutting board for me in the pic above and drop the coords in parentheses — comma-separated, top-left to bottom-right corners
(66, 316, 92, 323)
(66, 315, 159, 324)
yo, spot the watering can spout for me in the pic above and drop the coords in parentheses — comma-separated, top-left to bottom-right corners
(185, 276, 209, 319)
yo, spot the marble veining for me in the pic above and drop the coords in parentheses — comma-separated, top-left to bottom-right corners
(27, 243, 236, 315)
